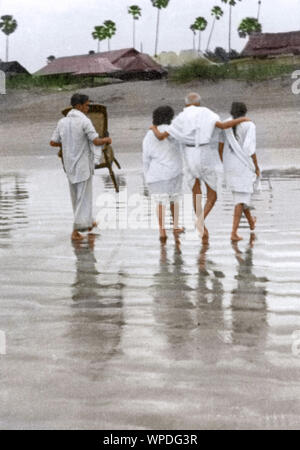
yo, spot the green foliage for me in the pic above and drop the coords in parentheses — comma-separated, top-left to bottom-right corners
(221, 0, 241, 6)
(151, 0, 170, 9)
(103, 20, 116, 39)
(92, 25, 107, 43)
(211, 6, 224, 20)
(5, 74, 112, 91)
(170, 59, 297, 83)
(0, 15, 17, 36)
(128, 5, 142, 19)
(238, 17, 262, 38)
(193, 17, 208, 32)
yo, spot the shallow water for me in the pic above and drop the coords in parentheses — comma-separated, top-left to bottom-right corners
(0, 154, 300, 430)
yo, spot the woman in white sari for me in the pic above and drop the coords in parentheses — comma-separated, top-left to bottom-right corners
(219, 102, 261, 242)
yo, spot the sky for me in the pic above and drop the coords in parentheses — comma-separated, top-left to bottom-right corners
(0, 0, 300, 73)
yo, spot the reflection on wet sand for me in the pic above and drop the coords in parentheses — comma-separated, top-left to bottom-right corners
(152, 240, 195, 355)
(0, 174, 28, 241)
(152, 240, 226, 362)
(230, 235, 269, 350)
(69, 235, 125, 366)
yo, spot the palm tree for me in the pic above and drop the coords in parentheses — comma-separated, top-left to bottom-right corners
(103, 20, 117, 51)
(0, 15, 18, 62)
(238, 17, 262, 38)
(257, 1, 262, 21)
(92, 25, 107, 52)
(128, 5, 142, 49)
(151, 0, 170, 57)
(206, 6, 224, 51)
(190, 24, 197, 52)
(221, 0, 242, 53)
(193, 17, 208, 53)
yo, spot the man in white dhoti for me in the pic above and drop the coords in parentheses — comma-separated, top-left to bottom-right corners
(219, 102, 261, 242)
(150, 92, 251, 243)
(50, 93, 112, 241)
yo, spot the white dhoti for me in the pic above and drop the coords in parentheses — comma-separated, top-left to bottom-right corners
(222, 121, 259, 210)
(69, 176, 93, 231)
(148, 174, 183, 205)
(232, 191, 252, 208)
(183, 145, 218, 192)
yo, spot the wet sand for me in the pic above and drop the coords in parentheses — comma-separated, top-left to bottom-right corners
(0, 152, 300, 430)
(1, 78, 300, 429)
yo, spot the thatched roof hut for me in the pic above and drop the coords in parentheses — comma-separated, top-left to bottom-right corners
(243, 31, 300, 57)
(35, 48, 166, 80)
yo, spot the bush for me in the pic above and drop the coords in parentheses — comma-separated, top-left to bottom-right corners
(170, 58, 297, 83)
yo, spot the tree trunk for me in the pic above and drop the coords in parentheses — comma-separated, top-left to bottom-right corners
(192, 33, 195, 52)
(257, 1, 262, 21)
(133, 18, 136, 48)
(6, 35, 9, 62)
(206, 18, 216, 51)
(154, 8, 160, 56)
(108, 39, 110, 51)
(228, 5, 232, 53)
(97, 40, 100, 53)
(198, 31, 201, 53)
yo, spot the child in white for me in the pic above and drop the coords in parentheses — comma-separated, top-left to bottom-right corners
(143, 106, 183, 243)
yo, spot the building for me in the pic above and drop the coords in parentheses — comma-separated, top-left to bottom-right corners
(0, 61, 30, 77)
(35, 48, 166, 80)
(243, 31, 300, 57)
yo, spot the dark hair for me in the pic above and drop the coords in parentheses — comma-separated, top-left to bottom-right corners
(152, 106, 174, 126)
(230, 102, 247, 119)
(71, 93, 89, 107)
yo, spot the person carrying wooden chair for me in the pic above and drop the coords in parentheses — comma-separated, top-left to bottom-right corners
(50, 93, 112, 241)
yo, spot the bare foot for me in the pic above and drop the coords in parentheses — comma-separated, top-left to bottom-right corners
(173, 227, 185, 234)
(250, 217, 257, 231)
(159, 229, 167, 244)
(249, 233, 256, 247)
(71, 230, 84, 241)
(88, 221, 98, 232)
(231, 233, 243, 242)
(202, 228, 209, 244)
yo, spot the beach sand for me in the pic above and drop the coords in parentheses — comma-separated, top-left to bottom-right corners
(0, 78, 300, 429)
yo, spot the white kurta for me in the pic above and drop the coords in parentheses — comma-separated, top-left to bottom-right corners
(221, 120, 257, 206)
(167, 106, 220, 191)
(51, 109, 98, 184)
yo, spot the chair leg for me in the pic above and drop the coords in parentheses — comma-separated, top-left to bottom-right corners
(113, 158, 121, 169)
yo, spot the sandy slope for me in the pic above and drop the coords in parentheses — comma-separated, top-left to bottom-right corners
(0, 77, 300, 157)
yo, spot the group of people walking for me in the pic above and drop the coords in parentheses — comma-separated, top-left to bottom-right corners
(143, 92, 260, 243)
(50, 91, 260, 243)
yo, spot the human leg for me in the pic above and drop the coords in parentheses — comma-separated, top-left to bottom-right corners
(243, 207, 256, 231)
(170, 201, 184, 234)
(231, 203, 244, 242)
(157, 202, 167, 243)
(70, 177, 94, 239)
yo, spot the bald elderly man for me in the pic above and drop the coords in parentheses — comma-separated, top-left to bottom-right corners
(151, 92, 251, 243)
